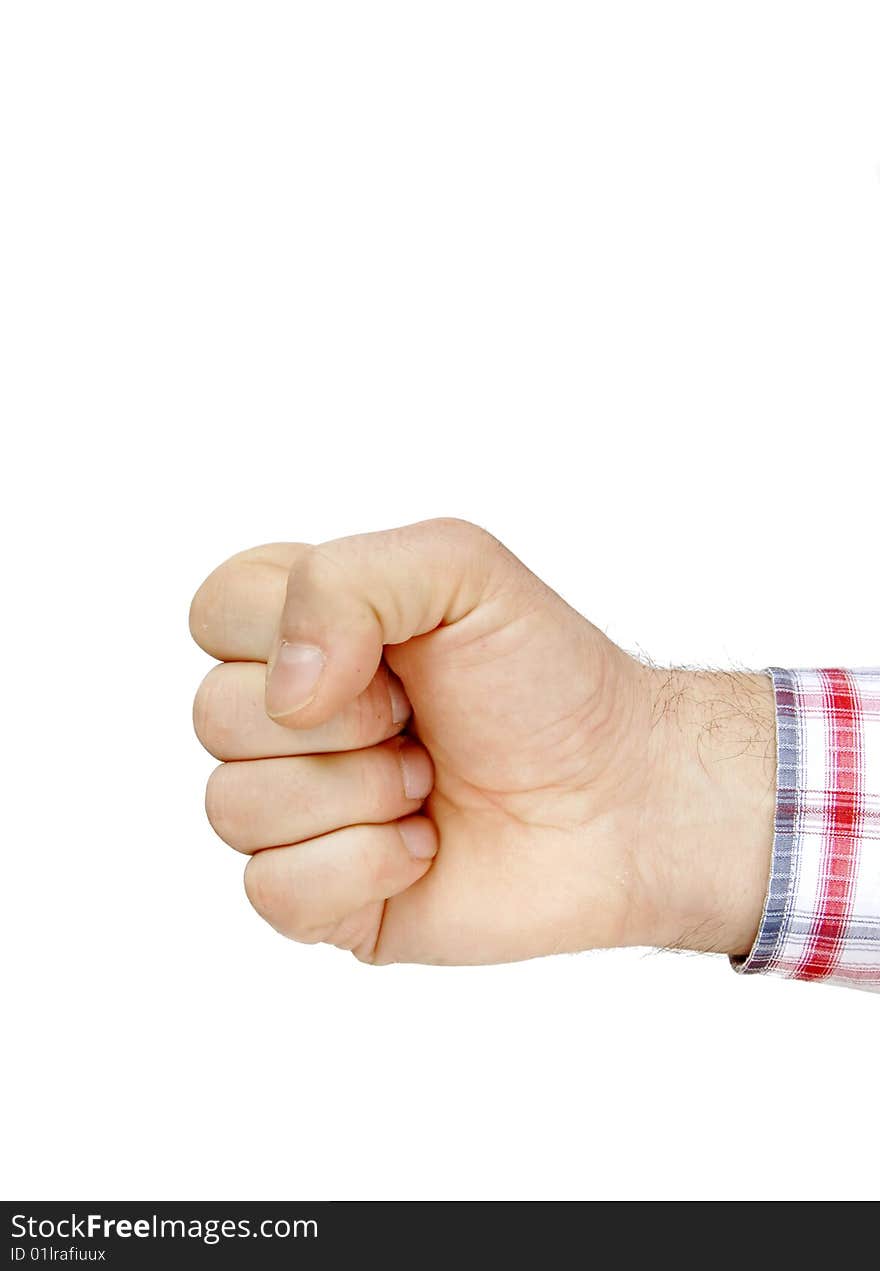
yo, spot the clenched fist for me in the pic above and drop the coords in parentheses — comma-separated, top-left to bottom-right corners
(190, 520, 774, 966)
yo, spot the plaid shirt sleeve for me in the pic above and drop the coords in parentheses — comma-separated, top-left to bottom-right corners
(735, 667, 880, 991)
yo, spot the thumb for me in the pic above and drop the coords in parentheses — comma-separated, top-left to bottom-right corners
(265, 518, 502, 727)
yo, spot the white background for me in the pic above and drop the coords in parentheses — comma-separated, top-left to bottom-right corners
(2, 2, 879, 1201)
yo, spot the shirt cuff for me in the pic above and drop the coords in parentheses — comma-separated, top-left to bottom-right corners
(734, 667, 880, 991)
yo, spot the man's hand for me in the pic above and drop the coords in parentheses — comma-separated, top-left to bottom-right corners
(190, 519, 775, 965)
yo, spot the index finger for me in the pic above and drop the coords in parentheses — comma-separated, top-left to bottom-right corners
(188, 543, 308, 662)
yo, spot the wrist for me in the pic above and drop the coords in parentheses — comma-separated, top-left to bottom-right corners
(638, 665, 776, 958)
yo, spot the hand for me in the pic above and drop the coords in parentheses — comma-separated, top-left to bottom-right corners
(190, 519, 775, 965)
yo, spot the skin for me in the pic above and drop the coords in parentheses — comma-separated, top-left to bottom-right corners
(190, 519, 775, 966)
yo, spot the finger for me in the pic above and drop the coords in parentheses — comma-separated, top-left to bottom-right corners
(193, 661, 411, 760)
(189, 543, 308, 661)
(205, 736, 435, 853)
(265, 518, 504, 726)
(243, 816, 438, 949)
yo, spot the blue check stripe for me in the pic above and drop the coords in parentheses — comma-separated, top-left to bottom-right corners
(736, 668, 801, 974)
(734, 666, 880, 990)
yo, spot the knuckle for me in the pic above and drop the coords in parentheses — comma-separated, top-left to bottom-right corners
(192, 667, 222, 755)
(426, 518, 504, 574)
(188, 565, 228, 646)
(243, 854, 271, 918)
(193, 665, 242, 759)
(244, 856, 321, 944)
(243, 856, 289, 933)
(285, 543, 329, 596)
(204, 764, 244, 848)
(428, 516, 494, 546)
(204, 764, 227, 836)
(188, 580, 210, 643)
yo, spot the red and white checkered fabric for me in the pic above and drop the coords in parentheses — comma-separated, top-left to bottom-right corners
(736, 668, 880, 990)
